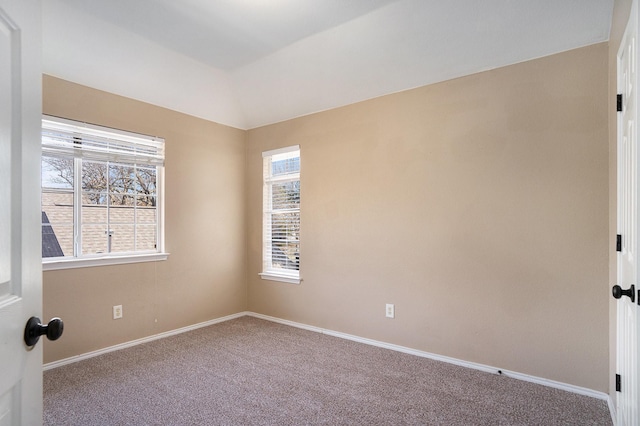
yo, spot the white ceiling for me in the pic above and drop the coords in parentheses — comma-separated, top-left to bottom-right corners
(43, 0, 614, 130)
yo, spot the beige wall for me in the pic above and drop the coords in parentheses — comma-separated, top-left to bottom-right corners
(246, 44, 609, 391)
(42, 75, 247, 363)
(44, 43, 610, 393)
(609, 0, 633, 400)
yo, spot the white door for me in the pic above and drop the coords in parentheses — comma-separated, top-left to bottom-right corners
(0, 0, 43, 424)
(617, 1, 640, 424)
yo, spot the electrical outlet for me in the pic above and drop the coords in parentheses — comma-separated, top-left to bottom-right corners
(113, 305, 123, 320)
(386, 303, 395, 318)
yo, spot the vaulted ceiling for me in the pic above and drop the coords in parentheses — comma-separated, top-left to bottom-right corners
(43, 0, 614, 130)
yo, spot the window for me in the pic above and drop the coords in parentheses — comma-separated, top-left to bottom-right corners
(260, 146, 301, 284)
(41, 116, 167, 270)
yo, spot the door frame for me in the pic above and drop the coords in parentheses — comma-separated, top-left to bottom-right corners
(615, 0, 640, 423)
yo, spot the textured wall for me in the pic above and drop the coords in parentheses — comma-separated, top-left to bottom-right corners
(246, 44, 609, 391)
(42, 75, 247, 363)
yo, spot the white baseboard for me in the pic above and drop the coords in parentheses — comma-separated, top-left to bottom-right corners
(246, 312, 611, 403)
(44, 310, 612, 411)
(608, 395, 617, 425)
(43, 312, 248, 371)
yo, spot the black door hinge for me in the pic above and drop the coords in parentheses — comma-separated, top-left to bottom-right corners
(616, 374, 621, 392)
(617, 234, 622, 252)
(617, 94, 623, 112)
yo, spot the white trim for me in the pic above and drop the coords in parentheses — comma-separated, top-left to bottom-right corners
(259, 272, 302, 284)
(157, 166, 165, 253)
(42, 252, 169, 271)
(608, 395, 617, 425)
(43, 312, 247, 371)
(262, 145, 300, 158)
(248, 312, 324, 333)
(246, 312, 611, 402)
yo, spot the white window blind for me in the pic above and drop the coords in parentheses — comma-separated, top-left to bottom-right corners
(261, 145, 300, 283)
(42, 116, 164, 166)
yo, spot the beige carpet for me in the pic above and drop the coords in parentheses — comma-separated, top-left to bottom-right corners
(44, 316, 611, 425)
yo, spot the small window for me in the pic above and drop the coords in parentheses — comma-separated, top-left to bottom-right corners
(260, 146, 301, 284)
(41, 116, 166, 269)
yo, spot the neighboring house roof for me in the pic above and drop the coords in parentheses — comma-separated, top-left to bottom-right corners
(42, 211, 64, 258)
(41, 192, 157, 257)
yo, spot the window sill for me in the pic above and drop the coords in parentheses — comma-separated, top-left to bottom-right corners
(43, 252, 169, 271)
(259, 272, 302, 285)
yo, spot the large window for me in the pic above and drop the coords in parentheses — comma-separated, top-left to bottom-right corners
(41, 116, 166, 269)
(261, 146, 301, 284)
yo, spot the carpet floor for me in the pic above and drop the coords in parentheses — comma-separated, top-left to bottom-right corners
(44, 316, 611, 425)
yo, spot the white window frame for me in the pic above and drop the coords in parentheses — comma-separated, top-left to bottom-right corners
(259, 145, 301, 284)
(41, 115, 168, 270)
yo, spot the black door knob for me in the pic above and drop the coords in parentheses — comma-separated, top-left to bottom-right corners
(612, 284, 635, 303)
(24, 317, 64, 347)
